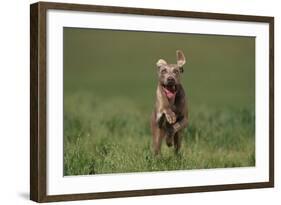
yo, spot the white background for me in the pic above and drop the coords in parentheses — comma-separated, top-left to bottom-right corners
(47, 9, 269, 195)
(0, 0, 279, 204)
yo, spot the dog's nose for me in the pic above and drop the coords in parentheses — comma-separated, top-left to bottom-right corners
(167, 77, 175, 82)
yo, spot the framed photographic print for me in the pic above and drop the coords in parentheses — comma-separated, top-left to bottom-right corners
(30, 1, 274, 202)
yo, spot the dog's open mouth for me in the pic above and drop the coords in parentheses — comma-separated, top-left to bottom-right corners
(163, 85, 177, 99)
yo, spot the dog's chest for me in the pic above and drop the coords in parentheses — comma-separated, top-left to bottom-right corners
(167, 96, 176, 105)
(169, 92, 183, 115)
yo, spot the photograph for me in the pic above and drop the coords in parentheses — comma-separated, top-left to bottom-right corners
(30, 2, 274, 202)
(63, 28, 255, 176)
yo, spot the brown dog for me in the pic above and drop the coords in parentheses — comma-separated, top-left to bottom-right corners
(151, 50, 188, 155)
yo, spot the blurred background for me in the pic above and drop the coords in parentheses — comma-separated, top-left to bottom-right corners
(64, 28, 255, 110)
(63, 28, 255, 175)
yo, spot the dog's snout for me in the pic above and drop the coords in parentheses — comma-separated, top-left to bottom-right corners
(167, 77, 175, 83)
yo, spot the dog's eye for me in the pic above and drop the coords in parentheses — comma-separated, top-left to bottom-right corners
(173, 69, 179, 74)
(161, 69, 167, 74)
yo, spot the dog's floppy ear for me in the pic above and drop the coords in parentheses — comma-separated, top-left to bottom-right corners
(176, 50, 186, 73)
(156, 59, 167, 68)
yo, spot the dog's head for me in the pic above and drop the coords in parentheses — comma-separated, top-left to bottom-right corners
(156, 50, 186, 89)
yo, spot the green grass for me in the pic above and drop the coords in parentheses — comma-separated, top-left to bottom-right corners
(63, 28, 255, 176)
(63, 92, 255, 175)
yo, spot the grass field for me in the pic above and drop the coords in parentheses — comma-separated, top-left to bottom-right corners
(63, 28, 255, 176)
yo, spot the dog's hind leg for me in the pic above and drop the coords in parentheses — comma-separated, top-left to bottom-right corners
(165, 122, 174, 147)
(166, 135, 173, 147)
(153, 128, 164, 155)
(173, 132, 182, 154)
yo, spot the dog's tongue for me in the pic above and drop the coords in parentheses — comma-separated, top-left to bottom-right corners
(163, 87, 176, 99)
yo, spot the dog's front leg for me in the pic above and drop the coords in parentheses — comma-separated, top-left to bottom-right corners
(156, 87, 176, 125)
(173, 116, 188, 133)
(156, 108, 176, 127)
(163, 109, 176, 124)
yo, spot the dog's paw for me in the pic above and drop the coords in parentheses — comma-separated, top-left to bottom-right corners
(173, 122, 181, 133)
(165, 111, 176, 124)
